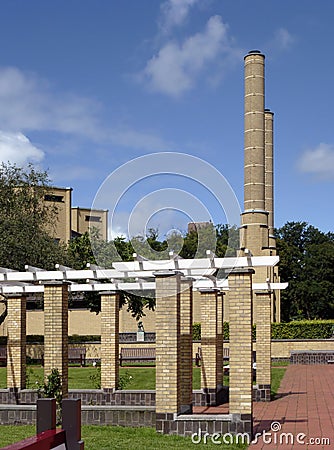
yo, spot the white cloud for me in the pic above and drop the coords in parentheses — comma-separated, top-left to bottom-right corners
(0, 65, 174, 152)
(273, 28, 295, 50)
(0, 66, 103, 140)
(298, 143, 334, 180)
(0, 130, 44, 165)
(143, 15, 231, 97)
(160, 0, 199, 32)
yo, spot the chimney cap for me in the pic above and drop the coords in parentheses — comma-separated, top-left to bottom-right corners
(245, 50, 265, 59)
(265, 108, 274, 114)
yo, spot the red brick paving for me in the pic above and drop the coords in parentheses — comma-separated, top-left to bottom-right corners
(193, 365, 334, 449)
(252, 365, 334, 449)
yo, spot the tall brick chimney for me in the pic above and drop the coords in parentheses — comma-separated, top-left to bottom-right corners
(264, 108, 276, 249)
(240, 50, 269, 255)
(243, 50, 266, 212)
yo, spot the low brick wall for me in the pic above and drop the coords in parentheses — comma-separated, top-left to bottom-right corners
(0, 385, 267, 409)
(0, 389, 228, 407)
(271, 339, 334, 359)
(290, 350, 334, 364)
(0, 387, 267, 438)
(0, 404, 251, 438)
(0, 403, 156, 427)
(69, 389, 156, 406)
(156, 412, 251, 437)
(0, 389, 38, 405)
(81, 405, 156, 427)
(24, 339, 334, 363)
(0, 404, 36, 424)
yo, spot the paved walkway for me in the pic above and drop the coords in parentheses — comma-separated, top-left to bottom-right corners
(194, 365, 334, 449)
(252, 365, 334, 449)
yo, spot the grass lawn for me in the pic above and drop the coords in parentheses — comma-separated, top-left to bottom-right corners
(0, 365, 285, 391)
(271, 367, 286, 398)
(0, 425, 248, 449)
(0, 365, 286, 449)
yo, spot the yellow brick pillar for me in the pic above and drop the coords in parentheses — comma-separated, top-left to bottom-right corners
(200, 288, 221, 405)
(7, 294, 26, 390)
(255, 290, 271, 401)
(155, 270, 182, 429)
(217, 291, 224, 388)
(222, 290, 230, 322)
(100, 291, 119, 390)
(180, 277, 193, 414)
(228, 268, 254, 433)
(44, 282, 69, 397)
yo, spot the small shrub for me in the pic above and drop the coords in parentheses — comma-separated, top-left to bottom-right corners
(37, 368, 62, 424)
(118, 370, 133, 390)
(192, 323, 201, 340)
(89, 366, 101, 389)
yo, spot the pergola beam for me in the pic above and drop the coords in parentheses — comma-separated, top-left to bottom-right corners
(0, 255, 287, 294)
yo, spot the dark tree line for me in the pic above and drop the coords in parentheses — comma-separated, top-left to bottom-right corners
(275, 222, 334, 321)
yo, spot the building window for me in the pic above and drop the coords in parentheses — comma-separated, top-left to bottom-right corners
(44, 194, 64, 202)
(85, 215, 101, 222)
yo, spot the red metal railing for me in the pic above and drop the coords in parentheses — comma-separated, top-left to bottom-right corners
(1, 398, 84, 450)
(1, 429, 66, 450)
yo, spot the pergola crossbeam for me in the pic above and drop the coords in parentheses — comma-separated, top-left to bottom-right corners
(0, 255, 287, 294)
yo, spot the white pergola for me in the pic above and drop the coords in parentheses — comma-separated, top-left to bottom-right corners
(0, 253, 287, 294)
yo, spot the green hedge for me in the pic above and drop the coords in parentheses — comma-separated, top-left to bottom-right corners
(69, 335, 101, 343)
(0, 335, 101, 345)
(193, 322, 255, 340)
(192, 320, 334, 340)
(0, 321, 333, 345)
(271, 320, 334, 339)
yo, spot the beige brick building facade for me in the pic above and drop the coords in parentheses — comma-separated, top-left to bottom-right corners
(42, 187, 108, 243)
(44, 187, 72, 243)
(71, 207, 108, 241)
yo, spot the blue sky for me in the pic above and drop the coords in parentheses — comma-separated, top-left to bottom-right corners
(0, 0, 333, 238)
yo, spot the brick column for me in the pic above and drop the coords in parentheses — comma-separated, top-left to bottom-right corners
(100, 291, 119, 390)
(155, 270, 181, 433)
(44, 282, 69, 397)
(180, 277, 193, 414)
(255, 290, 271, 401)
(7, 294, 26, 389)
(228, 268, 254, 435)
(200, 288, 221, 405)
(217, 292, 224, 387)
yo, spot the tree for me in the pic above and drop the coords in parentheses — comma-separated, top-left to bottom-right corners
(67, 230, 155, 319)
(0, 162, 70, 325)
(0, 162, 68, 271)
(275, 221, 334, 321)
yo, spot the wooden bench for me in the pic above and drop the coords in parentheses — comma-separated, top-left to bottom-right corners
(195, 347, 256, 367)
(1, 347, 86, 367)
(68, 347, 86, 366)
(119, 347, 155, 366)
(0, 346, 7, 366)
(195, 346, 230, 367)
